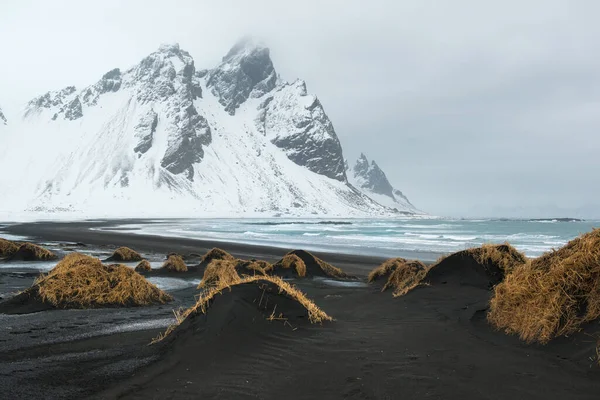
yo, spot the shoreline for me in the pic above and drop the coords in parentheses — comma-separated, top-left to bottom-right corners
(2, 220, 396, 276)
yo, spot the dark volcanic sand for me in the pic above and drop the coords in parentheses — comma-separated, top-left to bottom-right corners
(0, 221, 599, 399)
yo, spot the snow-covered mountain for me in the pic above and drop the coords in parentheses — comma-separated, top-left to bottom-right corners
(348, 153, 418, 213)
(0, 39, 421, 218)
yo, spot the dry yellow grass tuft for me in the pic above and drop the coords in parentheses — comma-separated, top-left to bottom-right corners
(488, 229, 600, 344)
(198, 259, 242, 288)
(368, 258, 407, 283)
(368, 258, 429, 297)
(162, 254, 188, 272)
(267, 254, 307, 277)
(108, 247, 143, 262)
(135, 259, 152, 272)
(50, 252, 99, 275)
(243, 260, 271, 275)
(155, 274, 332, 342)
(199, 257, 270, 288)
(34, 253, 172, 308)
(201, 248, 235, 264)
(0, 238, 19, 257)
(11, 243, 57, 261)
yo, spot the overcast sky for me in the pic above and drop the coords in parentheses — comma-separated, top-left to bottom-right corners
(1, 0, 599, 218)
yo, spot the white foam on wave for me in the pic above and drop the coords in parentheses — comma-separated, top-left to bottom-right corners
(95, 218, 599, 259)
(0, 232, 29, 241)
(313, 277, 368, 288)
(146, 277, 201, 291)
(0, 260, 57, 271)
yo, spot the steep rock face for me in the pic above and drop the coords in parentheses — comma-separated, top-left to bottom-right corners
(0, 107, 6, 125)
(207, 38, 277, 115)
(350, 153, 416, 212)
(257, 80, 347, 182)
(123, 43, 211, 180)
(133, 109, 158, 155)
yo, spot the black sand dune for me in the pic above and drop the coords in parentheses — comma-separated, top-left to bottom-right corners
(164, 278, 322, 345)
(425, 250, 503, 288)
(270, 249, 356, 280)
(0, 222, 599, 399)
(97, 274, 600, 400)
(6, 242, 57, 262)
(424, 244, 525, 289)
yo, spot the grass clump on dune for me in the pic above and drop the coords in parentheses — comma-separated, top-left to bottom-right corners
(267, 254, 307, 277)
(107, 247, 143, 262)
(135, 259, 152, 272)
(469, 243, 528, 275)
(199, 257, 269, 288)
(10, 243, 57, 261)
(162, 254, 188, 272)
(368, 258, 429, 296)
(33, 253, 172, 308)
(198, 260, 243, 288)
(0, 238, 19, 257)
(488, 229, 600, 344)
(278, 250, 350, 279)
(156, 275, 332, 342)
(379, 243, 528, 297)
(201, 248, 235, 264)
(242, 260, 272, 275)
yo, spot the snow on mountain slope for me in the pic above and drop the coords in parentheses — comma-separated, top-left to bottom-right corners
(348, 153, 419, 213)
(0, 40, 419, 218)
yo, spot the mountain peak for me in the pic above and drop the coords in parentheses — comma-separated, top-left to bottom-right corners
(158, 42, 181, 53)
(224, 36, 268, 60)
(207, 37, 277, 115)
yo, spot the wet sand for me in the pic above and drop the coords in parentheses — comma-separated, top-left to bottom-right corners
(0, 221, 599, 399)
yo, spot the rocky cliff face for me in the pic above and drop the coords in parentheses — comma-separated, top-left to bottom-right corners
(257, 80, 347, 182)
(0, 39, 418, 217)
(0, 107, 6, 125)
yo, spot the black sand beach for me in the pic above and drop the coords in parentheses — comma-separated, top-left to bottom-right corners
(1, 221, 599, 399)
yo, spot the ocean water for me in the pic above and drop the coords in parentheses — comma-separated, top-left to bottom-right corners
(99, 218, 600, 262)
